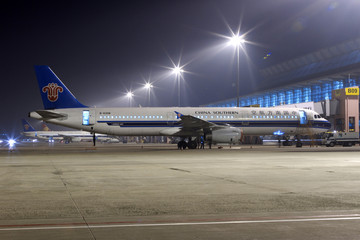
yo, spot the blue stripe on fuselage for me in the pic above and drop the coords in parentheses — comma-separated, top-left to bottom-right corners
(97, 120, 330, 129)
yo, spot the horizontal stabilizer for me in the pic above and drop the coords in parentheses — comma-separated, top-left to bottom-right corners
(35, 110, 67, 119)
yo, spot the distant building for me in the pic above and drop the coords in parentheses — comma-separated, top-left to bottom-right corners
(204, 38, 360, 133)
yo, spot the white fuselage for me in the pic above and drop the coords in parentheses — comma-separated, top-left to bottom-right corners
(30, 107, 331, 137)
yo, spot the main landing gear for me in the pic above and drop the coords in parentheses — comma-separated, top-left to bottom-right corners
(177, 137, 198, 150)
(282, 136, 303, 147)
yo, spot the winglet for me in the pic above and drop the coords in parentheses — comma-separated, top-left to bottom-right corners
(22, 119, 36, 132)
(174, 111, 183, 119)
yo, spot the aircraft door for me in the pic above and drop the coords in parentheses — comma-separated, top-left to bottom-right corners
(299, 110, 308, 125)
(82, 109, 96, 125)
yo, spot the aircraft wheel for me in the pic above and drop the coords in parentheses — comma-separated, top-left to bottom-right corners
(188, 140, 197, 149)
(177, 140, 187, 149)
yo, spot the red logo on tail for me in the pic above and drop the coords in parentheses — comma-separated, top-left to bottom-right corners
(42, 83, 63, 102)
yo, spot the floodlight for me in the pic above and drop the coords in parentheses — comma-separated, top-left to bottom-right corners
(144, 83, 153, 89)
(126, 92, 134, 98)
(229, 34, 245, 47)
(172, 66, 184, 75)
(8, 139, 16, 148)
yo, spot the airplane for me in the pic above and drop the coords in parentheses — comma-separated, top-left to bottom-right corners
(29, 66, 331, 148)
(21, 118, 120, 143)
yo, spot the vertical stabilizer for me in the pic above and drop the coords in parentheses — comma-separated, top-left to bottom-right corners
(22, 119, 36, 132)
(34, 66, 88, 109)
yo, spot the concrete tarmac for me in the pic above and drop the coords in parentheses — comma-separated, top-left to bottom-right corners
(1, 143, 360, 239)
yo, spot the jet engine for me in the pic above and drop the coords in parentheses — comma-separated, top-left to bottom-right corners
(207, 127, 243, 144)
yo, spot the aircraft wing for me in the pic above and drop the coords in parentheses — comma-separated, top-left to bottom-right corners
(174, 111, 229, 136)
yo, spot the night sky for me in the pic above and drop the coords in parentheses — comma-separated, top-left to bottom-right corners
(2, 0, 360, 136)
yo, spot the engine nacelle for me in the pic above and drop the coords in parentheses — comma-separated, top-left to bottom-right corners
(207, 127, 243, 144)
(71, 137, 82, 142)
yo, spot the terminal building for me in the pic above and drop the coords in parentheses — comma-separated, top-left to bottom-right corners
(205, 38, 360, 133)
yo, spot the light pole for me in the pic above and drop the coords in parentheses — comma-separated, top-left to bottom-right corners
(126, 91, 133, 107)
(172, 66, 184, 107)
(144, 82, 153, 106)
(228, 33, 245, 107)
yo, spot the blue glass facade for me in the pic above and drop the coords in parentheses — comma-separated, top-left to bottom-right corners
(206, 42, 360, 108)
(207, 77, 360, 107)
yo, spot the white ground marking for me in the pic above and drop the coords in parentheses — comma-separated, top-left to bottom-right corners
(1, 215, 360, 231)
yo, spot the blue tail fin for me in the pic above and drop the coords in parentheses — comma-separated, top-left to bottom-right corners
(34, 66, 88, 109)
(22, 119, 36, 132)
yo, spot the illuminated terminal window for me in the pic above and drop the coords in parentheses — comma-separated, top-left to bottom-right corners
(322, 82, 332, 100)
(278, 92, 285, 105)
(294, 89, 302, 103)
(251, 97, 257, 105)
(303, 87, 311, 102)
(285, 90, 293, 104)
(312, 85, 321, 102)
(240, 100, 246, 107)
(270, 93, 277, 106)
(264, 95, 270, 107)
(333, 80, 343, 90)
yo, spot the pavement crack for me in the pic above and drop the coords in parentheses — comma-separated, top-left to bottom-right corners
(49, 159, 97, 240)
(169, 167, 191, 173)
